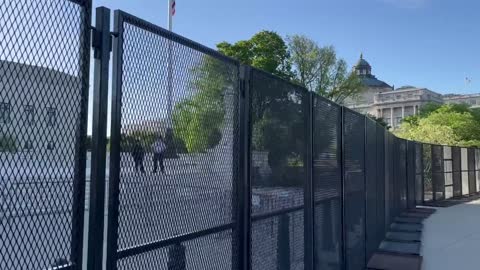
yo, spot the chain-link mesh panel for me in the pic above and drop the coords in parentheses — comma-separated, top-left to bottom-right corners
(312, 96, 341, 270)
(423, 144, 433, 201)
(390, 137, 400, 217)
(468, 148, 476, 194)
(365, 119, 377, 262)
(461, 148, 469, 195)
(0, 0, 90, 269)
(415, 143, 423, 204)
(407, 141, 416, 208)
(251, 212, 304, 270)
(384, 133, 394, 226)
(109, 12, 240, 269)
(117, 230, 235, 270)
(431, 145, 445, 201)
(250, 68, 306, 270)
(443, 146, 453, 199)
(343, 109, 365, 270)
(397, 139, 407, 211)
(376, 125, 386, 244)
(452, 147, 462, 197)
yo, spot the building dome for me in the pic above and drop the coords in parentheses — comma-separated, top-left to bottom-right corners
(353, 54, 392, 88)
(355, 53, 371, 68)
(354, 53, 372, 76)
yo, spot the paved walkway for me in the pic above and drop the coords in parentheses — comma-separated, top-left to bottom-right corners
(422, 199, 480, 270)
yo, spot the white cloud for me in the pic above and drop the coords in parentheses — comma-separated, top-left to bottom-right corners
(380, 0, 431, 9)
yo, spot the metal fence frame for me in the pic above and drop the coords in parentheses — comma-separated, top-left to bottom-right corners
(3, 3, 480, 270)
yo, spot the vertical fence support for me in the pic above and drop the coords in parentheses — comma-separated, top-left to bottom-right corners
(363, 116, 368, 268)
(106, 10, 124, 270)
(87, 6, 111, 270)
(167, 243, 186, 270)
(237, 65, 252, 270)
(421, 144, 425, 204)
(277, 214, 291, 270)
(304, 91, 314, 270)
(340, 107, 346, 270)
(70, 2, 92, 269)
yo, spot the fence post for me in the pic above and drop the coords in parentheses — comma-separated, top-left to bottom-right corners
(304, 91, 314, 270)
(105, 10, 124, 270)
(340, 107, 346, 270)
(277, 214, 291, 270)
(167, 242, 186, 270)
(86, 6, 111, 270)
(363, 116, 368, 267)
(70, 1, 92, 269)
(237, 65, 251, 270)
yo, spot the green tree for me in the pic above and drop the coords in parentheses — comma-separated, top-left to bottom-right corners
(287, 34, 364, 103)
(217, 30, 293, 79)
(172, 56, 235, 153)
(395, 104, 480, 147)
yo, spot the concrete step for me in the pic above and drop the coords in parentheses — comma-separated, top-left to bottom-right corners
(378, 240, 421, 255)
(390, 222, 423, 232)
(395, 216, 424, 224)
(367, 252, 422, 270)
(386, 231, 422, 242)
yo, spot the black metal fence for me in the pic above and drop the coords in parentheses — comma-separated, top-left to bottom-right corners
(0, 0, 91, 269)
(1, 2, 480, 270)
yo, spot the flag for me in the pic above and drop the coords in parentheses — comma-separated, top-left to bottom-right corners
(171, 0, 176, 16)
(466, 77, 472, 85)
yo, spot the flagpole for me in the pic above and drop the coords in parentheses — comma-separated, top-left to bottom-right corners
(165, 0, 175, 158)
(167, 0, 173, 129)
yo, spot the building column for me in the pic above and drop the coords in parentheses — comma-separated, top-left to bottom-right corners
(402, 106, 405, 118)
(413, 105, 417, 115)
(390, 107, 394, 127)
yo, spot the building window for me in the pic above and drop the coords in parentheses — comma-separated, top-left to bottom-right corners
(408, 94, 413, 98)
(47, 107, 56, 127)
(47, 141, 55, 151)
(469, 99, 476, 105)
(396, 117, 403, 125)
(24, 105, 34, 126)
(24, 140, 33, 151)
(0, 102, 11, 124)
(396, 95, 401, 99)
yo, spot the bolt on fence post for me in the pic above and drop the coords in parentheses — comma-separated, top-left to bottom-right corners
(86, 6, 111, 270)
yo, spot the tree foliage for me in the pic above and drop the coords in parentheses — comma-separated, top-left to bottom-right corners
(172, 56, 235, 153)
(217, 30, 293, 79)
(250, 73, 306, 187)
(287, 34, 364, 103)
(395, 103, 480, 147)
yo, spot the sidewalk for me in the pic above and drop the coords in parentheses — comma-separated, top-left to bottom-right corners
(422, 198, 480, 270)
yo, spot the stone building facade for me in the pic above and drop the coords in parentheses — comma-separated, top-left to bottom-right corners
(0, 60, 82, 154)
(345, 55, 480, 129)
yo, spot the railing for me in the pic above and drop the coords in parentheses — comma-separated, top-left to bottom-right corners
(0, 2, 479, 270)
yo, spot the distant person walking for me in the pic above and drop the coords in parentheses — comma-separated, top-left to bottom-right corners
(152, 134, 167, 174)
(131, 138, 145, 174)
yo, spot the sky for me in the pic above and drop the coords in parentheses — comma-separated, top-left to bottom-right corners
(93, 0, 480, 95)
